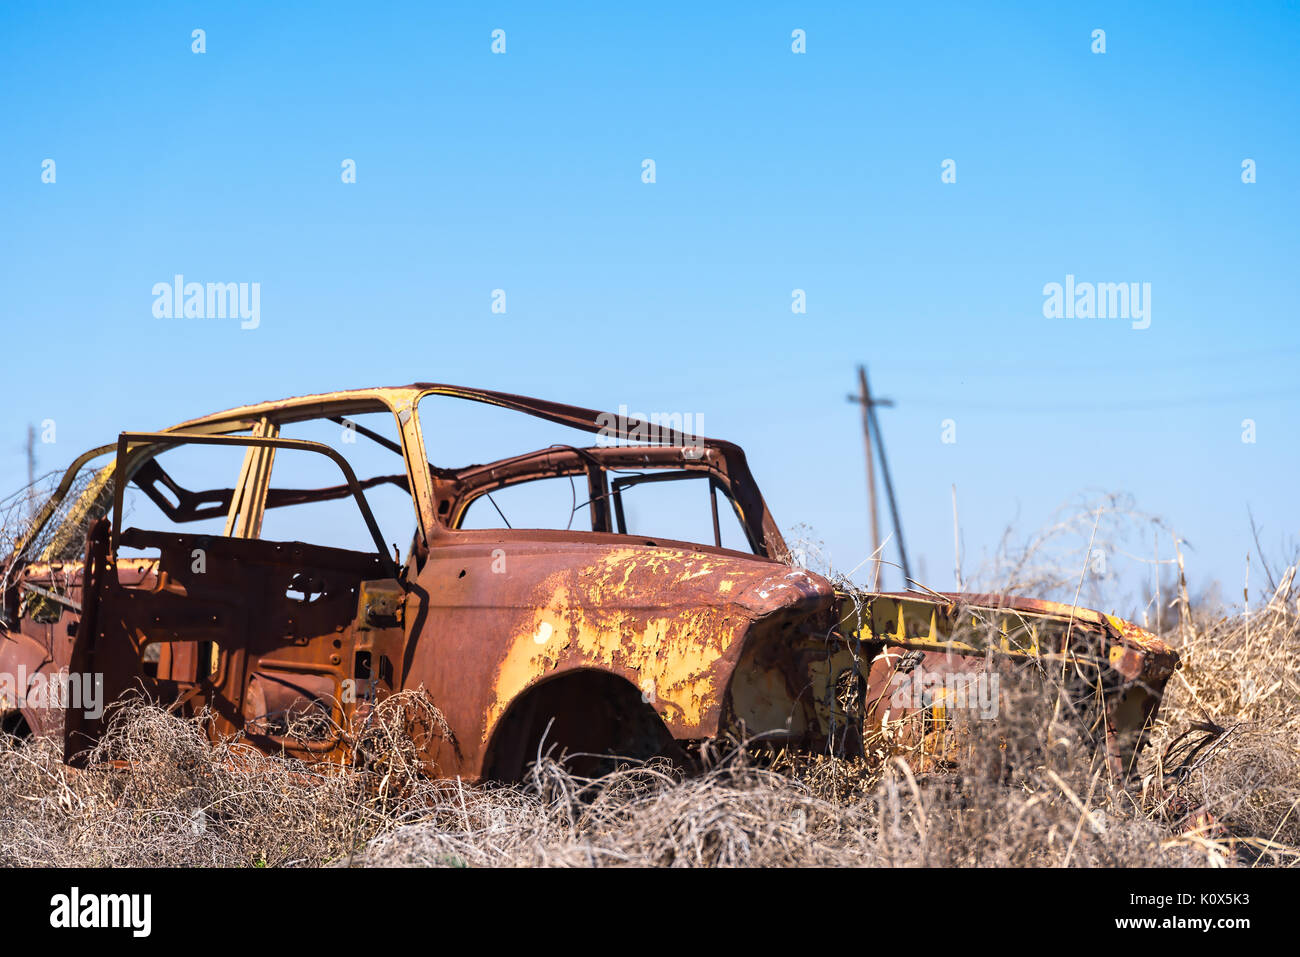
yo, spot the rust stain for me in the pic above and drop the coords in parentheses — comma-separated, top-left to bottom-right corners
(487, 548, 770, 737)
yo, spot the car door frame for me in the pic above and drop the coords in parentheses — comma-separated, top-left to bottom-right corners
(63, 430, 405, 764)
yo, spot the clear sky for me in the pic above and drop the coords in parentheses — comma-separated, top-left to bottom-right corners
(2, 2, 1297, 614)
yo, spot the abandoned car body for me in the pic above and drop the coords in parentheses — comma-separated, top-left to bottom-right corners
(0, 385, 1179, 781)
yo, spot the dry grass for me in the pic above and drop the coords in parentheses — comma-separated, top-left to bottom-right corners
(1142, 580, 1300, 864)
(2, 598, 1295, 868)
(1, 497, 1296, 867)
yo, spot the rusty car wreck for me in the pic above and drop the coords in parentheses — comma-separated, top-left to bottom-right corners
(0, 385, 1179, 782)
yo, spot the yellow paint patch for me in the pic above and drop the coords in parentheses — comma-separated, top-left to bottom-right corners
(486, 548, 749, 739)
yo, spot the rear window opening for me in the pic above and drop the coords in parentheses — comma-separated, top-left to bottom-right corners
(458, 467, 753, 553)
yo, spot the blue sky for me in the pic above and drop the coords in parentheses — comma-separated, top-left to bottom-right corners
(2, 1, 1297, 613)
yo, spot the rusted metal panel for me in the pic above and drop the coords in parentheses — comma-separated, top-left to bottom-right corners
(405, 544, 838, 777)
(837, 591, 1181, 777)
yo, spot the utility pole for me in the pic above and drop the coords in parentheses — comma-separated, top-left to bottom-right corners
(851, 367, 884, 589)
(25, 424, 36, 526)
(848, 366, 911, 591)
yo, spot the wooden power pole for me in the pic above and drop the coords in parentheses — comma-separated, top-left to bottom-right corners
(848, 366, 911, 590)
(25, 424, 36, 525)
(852, 367, 883, 589)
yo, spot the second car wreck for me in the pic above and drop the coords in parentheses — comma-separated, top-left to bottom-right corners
(0, 384, 1180, 782)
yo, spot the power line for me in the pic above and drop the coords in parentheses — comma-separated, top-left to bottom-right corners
(880, 345, 1300, 380)
(899, 387, 1300, 414)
